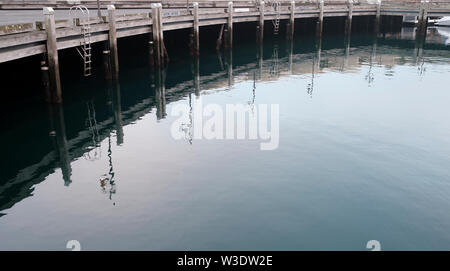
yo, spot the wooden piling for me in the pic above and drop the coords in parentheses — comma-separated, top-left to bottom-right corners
(417, 0, 428, 37)
(40, 62, 51, 103)
(345, 0, 353, 36)
(193, 2, 200, 55)
(148, 41, 155, 67)
(43, 7, 62, 103)
(374, 0, 381, 33)
(107, 5, 119, 78)
(258, 0, 264, 44)
(152, 3, 163, 66)
(288, 1, 295, 40)
(317, 0, 324, 39)
(227, 2, 233, 49)
(103, 49, 112, 80)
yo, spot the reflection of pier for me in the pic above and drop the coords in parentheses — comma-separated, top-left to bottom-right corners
(1, 31, 449, 216)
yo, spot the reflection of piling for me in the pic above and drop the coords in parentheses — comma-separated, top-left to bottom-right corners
(288, 37, 293, 74)
(48, 104, 71, 186)
(257, 41, 263, 80)
(43, 7, 62, 103)
(111, 80, 124, 145)
(227, 48, 233, 87)
(193, 54, 200, 97)
(154, 67, 167, 120)
(316, 29, 322, 72)
(344, 27, 351, 68)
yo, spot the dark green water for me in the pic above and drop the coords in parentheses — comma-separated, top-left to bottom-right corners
(1, 26, 450, 250)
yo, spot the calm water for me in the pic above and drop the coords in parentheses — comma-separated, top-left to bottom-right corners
(1, 27, 450, 250)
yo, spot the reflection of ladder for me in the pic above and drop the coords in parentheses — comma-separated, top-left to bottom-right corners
(270, 45, 279, 77)
(70, 5, 92, 77)
(271, 0, 280, 35)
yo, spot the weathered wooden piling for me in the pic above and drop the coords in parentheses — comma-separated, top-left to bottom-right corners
(43, 7, 62, 103)
(152, 3, 164, 66)
(41, 61, 51, 103)
(227, 2, 233, 49)
(417, 0, 429, 37)
(288, 1, 295, 40)
(107, 5, 119, 78)
(258, 0, 264, 44)
(193, 2, 200, 55)
(345, 0, 353, 36)
(148, 41, 155, 67)
(317, 0, 324, 39)
(375, 0, 381, 33)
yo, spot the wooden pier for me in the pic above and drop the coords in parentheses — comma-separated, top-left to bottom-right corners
(1, 0, 450, 102)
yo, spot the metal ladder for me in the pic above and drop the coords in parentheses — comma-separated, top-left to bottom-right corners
(271, 0, 281, 35)
(70, 5, 92, 77)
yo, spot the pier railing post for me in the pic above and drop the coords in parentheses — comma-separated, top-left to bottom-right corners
(193, 2, 200, 55)
(227, 2, 233, 49)
(108, 5, 119, 78)
(43, 7, 62, 103)
(258, 0, 264, 44)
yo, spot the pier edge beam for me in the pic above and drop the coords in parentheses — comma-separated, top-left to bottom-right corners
(227, 2, 233, 49)
(43, 7, 62, 103)
(258, 0, 264, 44)
(345, 0, 353, 36)
(107, 5, 119, 78)
(374, 0, 382, 33)
(193, 2, 200, 55)
(317, 0, 324, 39)
(288, 0, 295, 40)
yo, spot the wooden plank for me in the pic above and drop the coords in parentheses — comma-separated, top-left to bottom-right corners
(0, 23, 33, 36)
(36, 19, 72, 30)
(0, 44, 46, 63)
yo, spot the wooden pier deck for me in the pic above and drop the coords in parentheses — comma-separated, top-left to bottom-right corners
(1, 1, 449, 64)
(1, 0, 450, 103)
